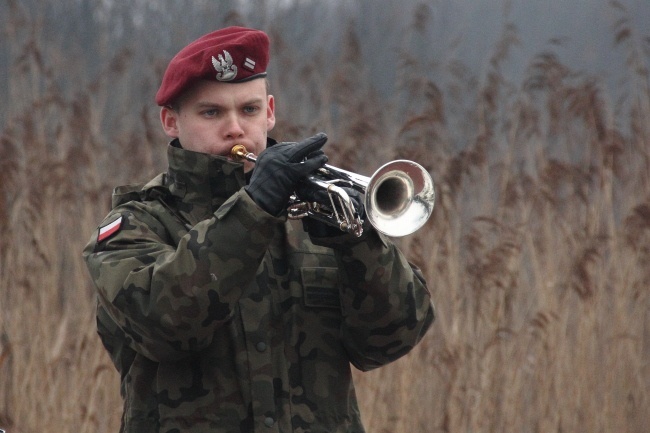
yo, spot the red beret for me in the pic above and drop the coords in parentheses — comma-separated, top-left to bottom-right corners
(155, 26, 270, 106)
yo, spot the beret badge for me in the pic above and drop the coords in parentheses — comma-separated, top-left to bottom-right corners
(212, 50, 238, 82)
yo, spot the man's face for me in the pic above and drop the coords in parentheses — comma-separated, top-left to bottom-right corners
(160, 78, 275, 172)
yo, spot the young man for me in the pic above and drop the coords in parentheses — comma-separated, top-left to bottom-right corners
(83, 26, 434, 433)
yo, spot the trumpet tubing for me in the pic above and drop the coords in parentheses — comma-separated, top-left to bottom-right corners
(231, 144, 435, 237)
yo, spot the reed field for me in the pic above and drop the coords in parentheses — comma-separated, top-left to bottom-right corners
(0, 0, 648, 432)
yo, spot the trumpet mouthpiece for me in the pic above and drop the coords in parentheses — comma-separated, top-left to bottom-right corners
(230, 144, 249, 159)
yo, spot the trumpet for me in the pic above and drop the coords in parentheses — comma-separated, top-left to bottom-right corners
(231, 144, 435, 237)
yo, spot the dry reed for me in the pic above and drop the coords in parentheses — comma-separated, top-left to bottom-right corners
(1, 1, 648, 433)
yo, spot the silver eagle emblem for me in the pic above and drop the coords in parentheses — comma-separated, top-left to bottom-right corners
(211, 50, 238, 81)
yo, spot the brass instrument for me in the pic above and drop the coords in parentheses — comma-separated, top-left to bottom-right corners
(231, 144, 435, 237)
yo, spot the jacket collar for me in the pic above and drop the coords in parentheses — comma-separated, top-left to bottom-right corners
(164, 139, 247, 217)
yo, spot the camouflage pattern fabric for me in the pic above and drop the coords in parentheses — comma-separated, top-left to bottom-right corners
(83, 140, 435, 433)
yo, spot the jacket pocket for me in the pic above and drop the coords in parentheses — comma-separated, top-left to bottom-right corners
(301, 267, 341, 309)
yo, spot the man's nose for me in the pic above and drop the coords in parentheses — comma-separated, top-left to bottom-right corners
(224, 114, 245, 139)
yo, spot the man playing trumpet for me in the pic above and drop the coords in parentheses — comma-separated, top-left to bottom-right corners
(83, 26, 434, 433)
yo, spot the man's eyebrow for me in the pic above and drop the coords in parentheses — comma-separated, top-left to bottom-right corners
(194, 97, 264, 108)
(240, 97, 265, 105)
(195, 101, 224, 109)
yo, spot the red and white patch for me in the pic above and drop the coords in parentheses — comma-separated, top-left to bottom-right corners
(98, 216, 123, 242)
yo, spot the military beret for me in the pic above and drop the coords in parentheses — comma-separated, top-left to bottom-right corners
(155, 26, 270, 106)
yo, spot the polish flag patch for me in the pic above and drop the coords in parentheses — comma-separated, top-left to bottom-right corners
(98, 216, 123, 242)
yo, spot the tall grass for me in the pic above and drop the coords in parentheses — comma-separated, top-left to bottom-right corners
(1, 1, 648, 432)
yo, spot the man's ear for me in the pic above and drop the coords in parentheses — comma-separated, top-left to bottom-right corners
(160, 106, 179, 138)
(267, 94, 276, 131)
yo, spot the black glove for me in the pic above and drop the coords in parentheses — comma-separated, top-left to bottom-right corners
(245, 133, 329, 216)
(296, 180, 367, 239)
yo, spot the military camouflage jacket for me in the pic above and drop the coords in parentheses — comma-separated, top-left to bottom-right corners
(83, 141, 434, 433)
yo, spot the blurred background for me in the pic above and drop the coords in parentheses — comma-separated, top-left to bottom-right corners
(0, 0, 648, 432)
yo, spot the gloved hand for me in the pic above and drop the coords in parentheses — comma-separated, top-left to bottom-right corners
(245, 133, 329, 216)
(296, 180, 367, 240)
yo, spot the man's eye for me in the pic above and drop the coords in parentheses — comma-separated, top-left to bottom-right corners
(243, 106, 258, 114)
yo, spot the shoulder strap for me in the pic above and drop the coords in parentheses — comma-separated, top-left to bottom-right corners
(111, 183, 146, 208)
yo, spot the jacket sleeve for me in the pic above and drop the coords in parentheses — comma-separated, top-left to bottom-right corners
(330, 230, 435, 371)
(83, 190, 281, 362)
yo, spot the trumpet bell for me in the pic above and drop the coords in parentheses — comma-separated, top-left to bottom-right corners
(366, 160, 435, 237)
